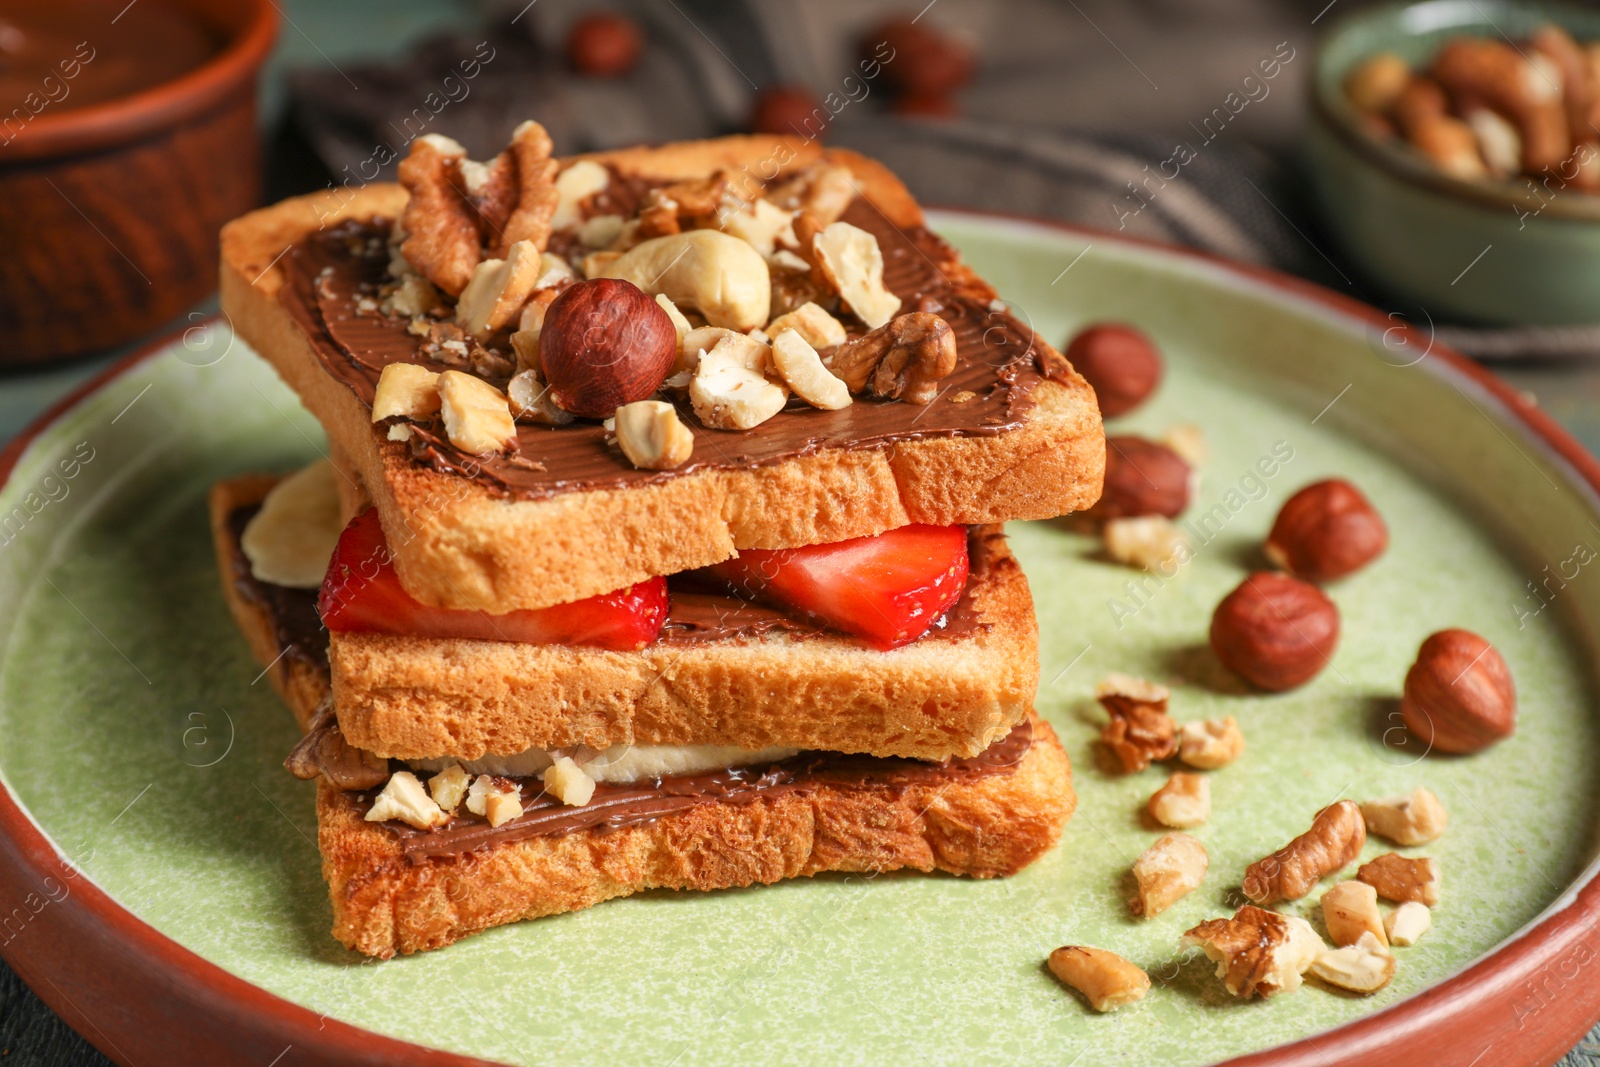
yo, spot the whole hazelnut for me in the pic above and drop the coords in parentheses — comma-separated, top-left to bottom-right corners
(750, 85, 826, 137)
(1064, 323, 1163, 417)
(539, 279, 676, 419)
(1086, 436, 1191, 521)
(1210, 572, 1341, 691)
(863, 18, 975, 97)
(1401, 629, 1516, 754)
(1265, 479, 1388, 583)
(566, 12, 643, 78)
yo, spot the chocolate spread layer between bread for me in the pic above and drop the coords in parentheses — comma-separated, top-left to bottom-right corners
(280, 191, 1072, 502)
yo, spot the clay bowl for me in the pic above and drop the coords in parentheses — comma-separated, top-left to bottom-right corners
(0, 0, 276, 367)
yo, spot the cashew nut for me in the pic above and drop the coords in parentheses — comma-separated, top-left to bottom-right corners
(601, 230, 771, 331)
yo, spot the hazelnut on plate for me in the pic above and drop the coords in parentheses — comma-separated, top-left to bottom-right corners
(1400, 629, 1515, 754)
(1265, 479, 1388, 583)
(1063, 323, 1163, 417)
(1086, 436, 1192, 521)
(1210, 572, 1340, 690)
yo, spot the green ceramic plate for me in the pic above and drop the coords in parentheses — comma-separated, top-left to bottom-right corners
(2, 212, 1598, 1066)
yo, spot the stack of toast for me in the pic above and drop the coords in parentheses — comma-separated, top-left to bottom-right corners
(211, 126, 1105, 957)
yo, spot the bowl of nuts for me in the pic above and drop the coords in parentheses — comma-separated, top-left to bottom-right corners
(1305, 0, 1600, 326)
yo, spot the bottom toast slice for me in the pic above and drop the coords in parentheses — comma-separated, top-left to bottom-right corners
(210, 475, 1074, 957)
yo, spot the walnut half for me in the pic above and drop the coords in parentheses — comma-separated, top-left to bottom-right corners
(1243, 800, 1366, 905)
(1184, 905, 1324, 998)
(825, 312, 957, 405)
(1096, 673, 1178, 773)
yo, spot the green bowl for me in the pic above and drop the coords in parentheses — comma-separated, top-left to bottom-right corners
(1306, 0, 1600, 326)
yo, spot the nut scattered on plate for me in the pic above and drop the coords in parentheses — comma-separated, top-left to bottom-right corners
(1147, 773, 1210, 829)
(1242, 800, 1365, 905)
(1096, 674, 1178, 773)
(1360, 787, 1449, 846)
(1321, 880, 1388, 948)
(1264, 478, 1388, 583)
(1047, 946, 1150, 1012)
(1130, 832, 1208, 917)
(1358, 853, 1441, 907)
(1209, 571, 1340, 691)
(1183, 905, 1323, 999)
(1400, 629, 1516, 754)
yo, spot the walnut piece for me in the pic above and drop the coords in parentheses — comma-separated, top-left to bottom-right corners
(1360, 787, 1449, 846)
(1095, 673, 1178, 773)
(1309, 932, 1395, 994)
(1243, 800, 1366, 905)
(1358, 852, 1441, 907)
(1104, 516, 1190, 572)
(1178, 716, 1245, 770)
(1184, 905, 1324, 998)
(1047, 946, 1150, 1012)
(825, 311, 958, 405)
(1131, 832, 1207, 917)
(1385, 902, 1431, 946)
(498, 120, 560, 256)
(1321, 880, 1388, 947)
(1148, 772, 1210, 829)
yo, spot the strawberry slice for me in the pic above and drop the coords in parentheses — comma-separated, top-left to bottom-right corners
(318, 509, 666, 650)
(708, 524, 969, 650)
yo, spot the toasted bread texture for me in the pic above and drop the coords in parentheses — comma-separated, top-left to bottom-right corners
(212, 476, 1074, 959)
(320, 714, 1073, 958)
(219, 135, 1105, 615)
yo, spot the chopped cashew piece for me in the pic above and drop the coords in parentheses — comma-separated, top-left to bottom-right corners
(690, 336, 788, 430)
(1358, 852, 1441, 907)
(1178, 717, 1245, 769)
(1243, 801, 1366, 905)
(1309, 932, 1395, 994)
(1360, 787, 1448, 846)
(581, 250, 622, 279)
(655, 294, 693, 354)
(510, 288, 561, 371)
(437, 370, 517, 455)
(535, 252, 576, 288)
(551, 159, 610, 230)
(1104, 516, 1190, 572)
(615, 400, 695, 470)
(1184, 906, 1324, 998)
(1047, 947, 1150, 1012)
(577, 213, 625, 249)
(771, 329, 851, 410)
(767, 301, 847, 349)
(455, 240, 543, 340)
(1131, 832, 1207, 917)
(602, 230, 772, 331)
(428, 764, 471, 812)
(812, 221, 902, 329)
(722, 197, 797, 257)
(371, 363, 441, 422)
(366, 771, 448, 830)
(1385, 902, 1432, 947)
(1148, 772, 1210, 829)
(1321, 880, 1388, 947)
(544, 756, 597, 806)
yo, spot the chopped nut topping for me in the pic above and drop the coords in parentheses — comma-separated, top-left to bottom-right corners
(550, 159, 611, 231)
(437, 370, 517, 455)
(1148, 772, 1210, 829)
(602, 230, 771, 331)
(455, 240, 543, 340)
(371, 363, 441, 423)
(1360, 787, 1448, 846)
(1161, 422, 1208, 468)
(544, 756, 597, 806)
(771, 329, 851, 410)
(1047, 946, 1150, 1012)
(812, 220, 902, 329)
(381, 274, 439, 318)
(1243, 800, 1366, 905)
(767, 301, 847, 350)
(366, 771, 448, 830)
(1184, 905, 1324, 998)
(767, 162, 857, 225)
(1321, 880, 1388, 947)
(282, 698, 388, 790)
(510, 288, 562, 371)
(507, 369, 574, 427)
(428, 764, 471, 812)
(1358, 852, 1441, 907)
(655, 293, 693, 361)
(1178, 716, 1245, 770)
(484, 789, 524, 828)
(827, 312, 957, 406)
(1384, 902, 1431, 946)
(723, 197, 797, 258)
(690, 334, 788, 430)
(1131, 832, 1207, 917)
(615, 400, 695, 470)
(1309, 932, 1395, 994)
(498, 120, 561, 256)
(1095, 673, 1178, 773)
(1104, 516, 1190, 572)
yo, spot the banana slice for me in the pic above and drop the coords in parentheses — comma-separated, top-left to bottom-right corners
(240, 460, 343, 588)
(771, 328, 851, 410)
(408, 742, 799, 784)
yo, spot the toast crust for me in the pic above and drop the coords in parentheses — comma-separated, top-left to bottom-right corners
(219, 136, 1105, 615)
(320, 715, 1073, 958)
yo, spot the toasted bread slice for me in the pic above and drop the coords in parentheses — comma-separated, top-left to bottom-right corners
(212, 479, 1074, 959)
(216, 473, 1037, 761)
(219, 135, 1105, 616)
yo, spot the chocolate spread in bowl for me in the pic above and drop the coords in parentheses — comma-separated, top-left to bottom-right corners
(279, 192, 1074, 502)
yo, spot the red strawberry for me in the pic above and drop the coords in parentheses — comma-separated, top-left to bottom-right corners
(708, 524, 969, 650)
(318, 510, 666, 650)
